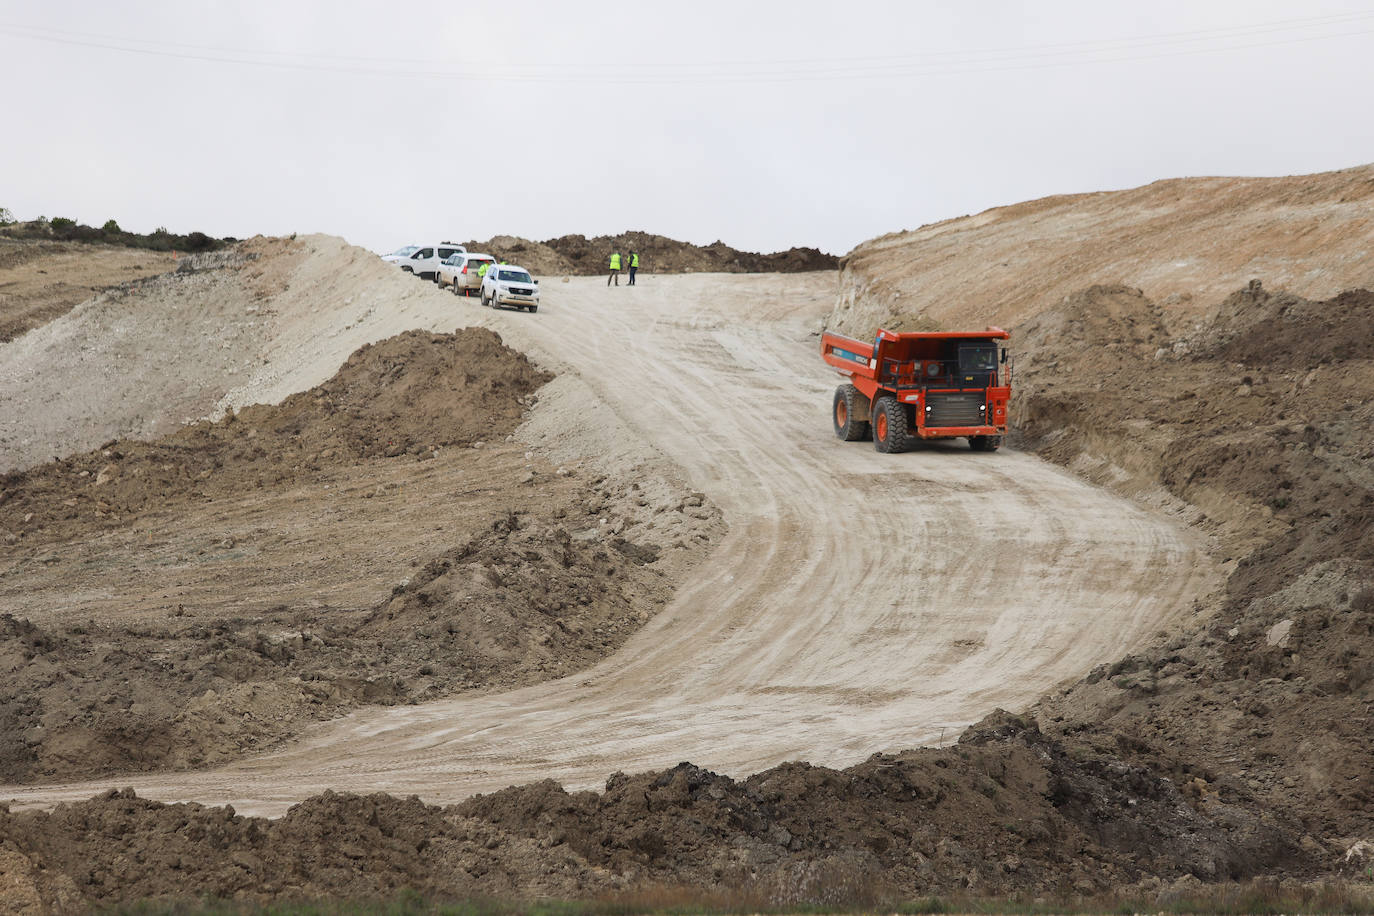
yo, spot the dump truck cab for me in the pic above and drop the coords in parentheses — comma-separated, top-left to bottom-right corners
(821, 327, 1011, 453)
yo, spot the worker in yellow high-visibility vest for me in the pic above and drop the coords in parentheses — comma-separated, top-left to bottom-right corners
(608, 251, 622, 286)
(628, 251, 640, 285)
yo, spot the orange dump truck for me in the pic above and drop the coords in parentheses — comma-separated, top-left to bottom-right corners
(821, 327, 1011, 453)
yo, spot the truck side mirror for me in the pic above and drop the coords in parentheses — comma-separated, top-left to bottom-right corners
(1001, 349, 1008, 364)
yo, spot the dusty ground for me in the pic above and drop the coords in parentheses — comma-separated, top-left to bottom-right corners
(0, 239, 177, 343)
(2, 259, 1210, 818)
(3, 157, 1373, 909)
(0, 234, 1236, 909)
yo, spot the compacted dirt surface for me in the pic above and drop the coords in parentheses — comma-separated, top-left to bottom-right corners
(2, 256, 1210, 819)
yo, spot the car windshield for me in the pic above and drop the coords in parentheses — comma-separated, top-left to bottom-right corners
(499, 270, 532, 283)
(958, 345, 998, 372)
(389, 245, 418, 257)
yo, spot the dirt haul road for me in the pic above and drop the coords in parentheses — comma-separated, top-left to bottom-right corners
(3, 263, 1216, 816)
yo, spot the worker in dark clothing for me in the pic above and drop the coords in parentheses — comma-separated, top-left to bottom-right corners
(628, 251, 639, 285)
(608, 251, 622, 286)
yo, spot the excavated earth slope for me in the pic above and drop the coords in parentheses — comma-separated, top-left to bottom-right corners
(0, 239, 177, 343)
(0, 236, 1257, 909)
(830, 164, 1374, 337)
(833, 165, 1374, 879)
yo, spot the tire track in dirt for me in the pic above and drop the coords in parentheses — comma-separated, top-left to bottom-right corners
(2, 272, 1218, 815)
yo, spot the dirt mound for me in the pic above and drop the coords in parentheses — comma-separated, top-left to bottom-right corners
(0, 329, 712, 784)
(457, 235, 576, 276)
(1, 328, 546, 546)
(1008, 282, 1374, 846)
(463, 230, 838, 276)
(0, 711, 1305, 910)
(0, 239, 177, 342)
(829, 164, 1374, 339)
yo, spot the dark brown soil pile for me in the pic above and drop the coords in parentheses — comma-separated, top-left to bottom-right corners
(1, 328, 545, 546)
(0, 711, 1305, 909)
(463, 231, 837, 276)
(1015, 283, 1374, 848)
(0, 331, 683, 784)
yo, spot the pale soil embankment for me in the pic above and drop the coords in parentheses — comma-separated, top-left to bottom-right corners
(830, 164, 1374, 338)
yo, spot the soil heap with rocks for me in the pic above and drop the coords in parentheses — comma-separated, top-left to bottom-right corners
(462, 230, 837, 276)
(0, 710, 1311, 909)
(0, 328, 710, 785)
(1015, 282, 1374, 845)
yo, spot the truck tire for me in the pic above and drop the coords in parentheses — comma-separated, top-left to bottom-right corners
(832, 385, 869, 441)
(872, 395, 908, 453)
(970, 435, 1002, 452)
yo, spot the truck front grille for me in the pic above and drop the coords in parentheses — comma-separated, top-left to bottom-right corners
(926, 392, 985, 427)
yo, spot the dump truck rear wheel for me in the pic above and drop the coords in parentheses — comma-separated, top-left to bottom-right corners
(832, 385, 869, 441)
(872, 396, 907, 453)
(970, 435, 1001, 452)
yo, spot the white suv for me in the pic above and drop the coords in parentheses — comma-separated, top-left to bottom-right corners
(437, 252, 496, 296)
(480, 265, 540, 312)
(398, 242, 466, 280)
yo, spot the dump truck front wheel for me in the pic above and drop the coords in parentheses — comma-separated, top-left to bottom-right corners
(872, 396, 908, 453)
(832, 385, 870, 441)
(970, 435, 1002, 452)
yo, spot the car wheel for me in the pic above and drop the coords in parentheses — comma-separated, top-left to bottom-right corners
(530, 305, 538, 313)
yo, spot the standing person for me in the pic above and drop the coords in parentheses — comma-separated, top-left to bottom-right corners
(628, 251, 639, 285)
(608, 251, 622, 286)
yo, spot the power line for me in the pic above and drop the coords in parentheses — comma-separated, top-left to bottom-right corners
(2, 11, 1373, 85)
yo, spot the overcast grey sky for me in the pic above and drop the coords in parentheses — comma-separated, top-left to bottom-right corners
(4, 1, 1373, 255)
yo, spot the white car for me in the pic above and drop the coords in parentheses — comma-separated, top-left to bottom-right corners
(381, 244, 419, 265)
(398, 242, 466, 280)
(480, 265, 540, 312)
(437, 252, 496, 296)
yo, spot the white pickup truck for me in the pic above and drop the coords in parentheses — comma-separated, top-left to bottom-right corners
(397, 242, 466, 280)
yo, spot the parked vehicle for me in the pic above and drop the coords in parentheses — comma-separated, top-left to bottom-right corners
(480, 265, 540, 312)
(437, 252, 497, 296)
(381, 244, 419, 265)
(821, 326, 1011, 453)
(398, 242, 466, 280)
